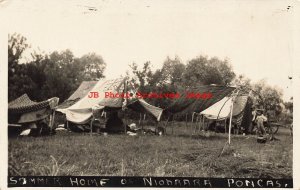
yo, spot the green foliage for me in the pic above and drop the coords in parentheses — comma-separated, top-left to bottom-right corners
(183, 56, 235, 87)
(284, 101, 293, 113)
(129, 61, 153, 91)
(128, 56, 235, 109)
(77, 53, 106, 80)
(8, 33, 29, 68)
(8, 34, 33, 101)
(252, 80, 283, 113)
(8, 34, 106, 102)
(9, 33, 285, 115)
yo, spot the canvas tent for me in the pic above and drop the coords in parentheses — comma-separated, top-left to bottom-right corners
(201, 95, 248, 120)
(8, 94, 59, 136)
(164, 85, 235, 115)
(199, 94, 252, 132)
(57, 81, 97, 109)
(56, 78, 163, 126)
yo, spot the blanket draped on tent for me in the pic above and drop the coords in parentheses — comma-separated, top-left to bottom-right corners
(8, 94, 59, 123)
(164, 85, 235, 115)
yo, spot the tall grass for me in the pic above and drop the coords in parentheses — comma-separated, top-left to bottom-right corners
(8, 123, 292, 178)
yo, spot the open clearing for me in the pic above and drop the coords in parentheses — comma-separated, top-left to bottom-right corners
(8, 123, 292, 178)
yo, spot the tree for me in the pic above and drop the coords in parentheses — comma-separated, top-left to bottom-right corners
(161, 56, 185, 85)
(8, 33, 35, 101)
(8, 33, 29, 69)
(284, 101, 293, 113)
(77, 53, 106, 80)
(251, 80, 284, 117)
(8, 34, 108, 102)
(232, 74, 252, 94)
(129, 61, 153, 91)
(40, 50, 83, 101)
(183, 56, 235, 87)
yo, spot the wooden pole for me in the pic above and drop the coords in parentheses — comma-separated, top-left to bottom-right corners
(194, 115, 198, 133)
(90, 117, 93, 136)
(197, 115, 201, 133)
(224, 118, 227, 134)
(171, 115, 174, 135)
(139, 113, 142, 125)
(66, 120, 69, 131)
(141, 114, 144, 135)
(123, 80, 128, 135)
(124, 114, 127, 134)
(156, 120, 159, 135)
(228, 98, 234, 144)
(201, 115, 205, 132)
(164, 115, 170, 135)
(198, 115, 201, 132)
(50, 110, 56, 132)
(185, 113, 188, 133)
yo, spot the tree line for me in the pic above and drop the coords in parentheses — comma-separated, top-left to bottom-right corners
(8, 33, 293, 116)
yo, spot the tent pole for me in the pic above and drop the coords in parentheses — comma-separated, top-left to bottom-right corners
(198, 115, 201, 132)
(201, 115, 204, 132)
(197, 115, 201, 133)
(48, 112, 52, 128)
(124, 114, 127, 134)
(90, 117, 93, 136)
(164, 115, 170, 135)
(139, 113, 142, 125)
(123, 80, 128, 135)
(185, 113, 188, 133)
(194, 114, 198, 133)
(141, 114, 144, 135)
(50, 110, 56, 132)
(171, 115, 174, 135)
(228, 98, 234, 144)
(191, 112, 194, 123)
(224, 118, 227, 134)
(66, 120, 69, 131)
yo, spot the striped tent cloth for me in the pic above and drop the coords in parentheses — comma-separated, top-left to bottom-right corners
(8, 94, 59, 114)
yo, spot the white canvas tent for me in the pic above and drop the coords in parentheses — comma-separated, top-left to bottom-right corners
(56, 78, 163, 124)
(200, 95, 249, 120)
(200, 96, 232, 120)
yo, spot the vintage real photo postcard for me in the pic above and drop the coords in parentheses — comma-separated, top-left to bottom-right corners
(0, 0, 299, 189)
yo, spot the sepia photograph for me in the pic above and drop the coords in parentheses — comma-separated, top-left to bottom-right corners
(1, 0, 297, 188)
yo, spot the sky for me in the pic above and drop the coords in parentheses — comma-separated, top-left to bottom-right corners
(0, 0, 296, 101)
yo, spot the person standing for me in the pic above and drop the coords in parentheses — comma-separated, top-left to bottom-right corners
(256, 109, 268, 136)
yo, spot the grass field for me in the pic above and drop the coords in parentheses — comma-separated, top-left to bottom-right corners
(8, 122, 292, 178)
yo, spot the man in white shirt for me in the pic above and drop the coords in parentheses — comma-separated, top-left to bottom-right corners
(256, 109, 268, 136)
